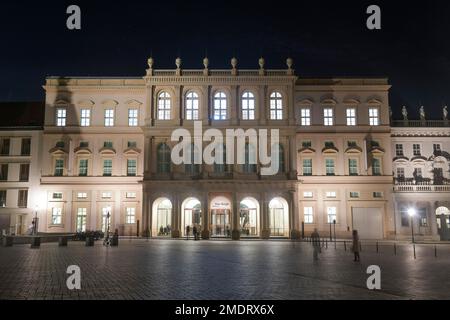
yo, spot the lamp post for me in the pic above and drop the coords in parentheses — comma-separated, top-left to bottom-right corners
(408, 208, 416, 243)
(333, 219, 336, 242)
(32, 205, 39, 235)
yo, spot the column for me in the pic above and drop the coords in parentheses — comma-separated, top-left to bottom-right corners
(261, 193, 270, 239)
(231, 192, 240, 240)
(430, 201, 439, 240)
(172, 193, 180, 238)
(259, 86, 267, 125)
(290, 188, 299, 239)
(288, 136, 298, 179)
(201, 192, 210, 239)
(142, 191, 148, 235)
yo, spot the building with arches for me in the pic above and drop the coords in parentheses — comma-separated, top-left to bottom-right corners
(2, 57, 449, 241)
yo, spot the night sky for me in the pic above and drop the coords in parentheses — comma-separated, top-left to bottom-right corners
(1, 0, 450, 119)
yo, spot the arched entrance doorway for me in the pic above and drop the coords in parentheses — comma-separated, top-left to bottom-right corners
(152, 198, 172, 237)
(181, 198, 202, 237)
(240, 197, 259, 237)
(269, 197, 289, 237)
(436, 206, 450, 240)
(210, 196, 231, 237)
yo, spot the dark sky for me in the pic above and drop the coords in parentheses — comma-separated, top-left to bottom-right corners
(1, 0, 450, 119)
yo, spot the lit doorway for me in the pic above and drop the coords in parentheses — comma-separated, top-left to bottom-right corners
(182, 198, 202, 237)
(152, 198, 172, 237)
(240, 197, 259, 236)
(210, 196, 231, 237)
(269, 197, 289, 237)
(436, 206, 450, 240)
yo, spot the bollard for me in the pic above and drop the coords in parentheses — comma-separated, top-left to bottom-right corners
(325, 239, 328, 249)
(31, 236, 40, 249)
(359, 242, 362, 252)
(435, 245, 437, 258)
(394, 243, 397, 255)
(58, 236, 68, 247)
(376, 242, 379, 253)
(413, 244, 416, 259)
(2, 236, 13, 247)
(85, 236, 94, 247)
(344, 241, 347, 251)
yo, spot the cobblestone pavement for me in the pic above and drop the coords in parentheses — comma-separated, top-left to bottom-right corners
(0, 239, 449, 300)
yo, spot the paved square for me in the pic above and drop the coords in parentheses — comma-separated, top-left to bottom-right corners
(0, 239, 449, 300)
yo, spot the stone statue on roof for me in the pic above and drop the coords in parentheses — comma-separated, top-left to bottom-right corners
(401, 106, 408, 120)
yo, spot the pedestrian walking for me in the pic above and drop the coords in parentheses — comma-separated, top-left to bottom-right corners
(186, 225, 191, 240)
(193, 225, 198, 240)
(311, 228, 321, 261)
(352, 230, 360, 262)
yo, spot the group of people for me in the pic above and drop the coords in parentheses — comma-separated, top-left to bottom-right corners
(158, 225, 171, 236)
(310, 228, 361, 262)
(185, 225, 200, 240)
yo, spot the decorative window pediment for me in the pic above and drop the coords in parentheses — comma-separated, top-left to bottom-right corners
(411, 156, 427, 162)
(367, 98, 383, 105)
(101, 99, 119, 108)
(393, 156, 409, 162)
(124, 147, 141, 155)
(322, 147, 339, 154)
(54, 99, 70, 106)
(74, 146, 92, 154)
(299, 147, 316, 154)
(370, 146, 385, 154)
(298, 98, 314, 106)
(49, 147, 67, 155)
(125, 99, 143, 108)
(321, 98, 337, 105)
(343, 98, 360, 105)
(77, 99, 95, 108)
(345, 146, 362, 154)
(99, 147, 116, 155)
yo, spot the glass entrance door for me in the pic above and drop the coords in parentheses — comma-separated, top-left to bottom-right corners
(211, 209, 230, 237)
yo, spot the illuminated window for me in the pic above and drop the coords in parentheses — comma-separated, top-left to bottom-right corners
(158, 91, 171, 120)
(80, 109, 90, 126)
(128, 109, 138, 126)
(327, 207, 337, 223)
(346, 108, 356, 126)
(242, 92, 255, 120)
(52, 207, 62, 225)
(269, 92, 283, 120)
(213, 92, 227, 120)
(369, 108, 379, 126)
(104, 109, 114, 126)
(76, 208, 87, 232)
(301, 108, 311, 126)
(323, 108, 334, 126)
(185, 92, 199, 120)
(126, 207, 136, 224)
(56, 108, 66, 127)
(303, 191, 313, 198)
(304, 207, 314, 224)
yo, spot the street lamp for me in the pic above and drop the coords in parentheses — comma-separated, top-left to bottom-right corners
(408, 208, 416, 243)
(32, 205, 39, 235)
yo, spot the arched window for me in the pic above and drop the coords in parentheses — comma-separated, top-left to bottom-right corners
(214, 144, 228, 173)
(157, 91, 171, 120)
(185, 92, 199, 120)
(213, 91, 227, 120)
(270, 92, 283, 120)
(185, 143, 201, 175)
(157, 143, 171, 173)
(242, 92, 255, 120)
(243, 143, 257, 173)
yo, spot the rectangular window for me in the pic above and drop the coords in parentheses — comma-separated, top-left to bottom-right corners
(414, 168, 422, 178)
(80, 109, 91, 127)
(103, 159, 112, 176)
(413, 144, 421, 156)
(304, 207, 314, 224)
(126, 192, 137, 198)
(372, 158, 381, 175)
(301, 108, 311, 126)
(76, 208, 87, 232)
(327, 207, 337, 223)
(104, 109, 114, 127)
(128, 109, 138, 126)
(303, 191, 313, 198)
(53, 192, 63, 199)
(323, 108, 334, 126)
(302, 141, 312, 148)
(346, 108, 356, 126)
(128, 141, 137, 148)
(395, 144, 403, 156)
(324, 141, 335, 149)
(79, 159, 88, 176)
(19, 164, 30, 181)
(56, 141, 65, 148)
(347, 141, 357, 148)
(302, 159, 312, 176)
(326, 191, 336, 198)
(126, 207, 136, 224)
(21, 138, 31, 156)
(103, 141, 113, 148)
(18, 190, 28, 208)
(102, 192, 112, 199)
(400, 207, 409, 227)
(54, 159, 64, 176)
(51, 207, 62, 225)
(348, 159, 358, 176)
(79, 141, 89, 148)
(433, 144, 441, 152)
(325, 159, 335, 176)
(418, 208, 427, 227)
(349, 192, 360, 198)
(373, 192, 383, 198)
(77, 192, 87, 199)
(0, 138, 10, 156)
(0, 190, 6, 207)
(0, 164, 8, 181)
(397, 168, 405, 178)
(369, 108, 380, 126)
(127, 159, 137, 176)
(56, 108, 66, 127)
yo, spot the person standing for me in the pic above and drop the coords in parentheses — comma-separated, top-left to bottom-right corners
(193, 225, 198, 240)
(352, 230, 360, 262)
(186, 225, 191, 240)
(311, 228, 321, 261)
